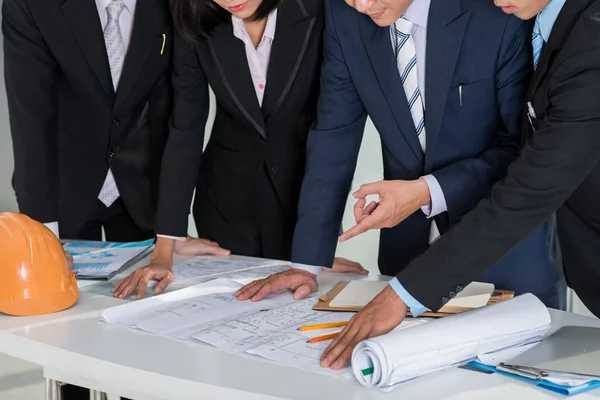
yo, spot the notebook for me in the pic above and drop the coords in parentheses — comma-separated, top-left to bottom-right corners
(319, 280, 496, 315)
(64, 238, 155, 280)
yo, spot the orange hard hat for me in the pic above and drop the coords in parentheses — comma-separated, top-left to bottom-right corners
(0, 212, 78, 316)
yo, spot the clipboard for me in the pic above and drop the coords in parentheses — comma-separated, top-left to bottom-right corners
(313, 281, 514, 317)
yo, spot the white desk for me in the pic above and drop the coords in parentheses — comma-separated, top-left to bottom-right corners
(1, 256, 600, 400)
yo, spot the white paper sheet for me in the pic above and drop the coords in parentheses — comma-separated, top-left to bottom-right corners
(171, 256, 289, 283)
(192, 296, 357, 377)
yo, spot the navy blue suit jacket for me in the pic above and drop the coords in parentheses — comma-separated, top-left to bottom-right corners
(292, 0, 562, 304)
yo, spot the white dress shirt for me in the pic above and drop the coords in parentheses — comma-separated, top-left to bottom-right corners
(44, 0, 136, 239)
(156, 10, 279, 241)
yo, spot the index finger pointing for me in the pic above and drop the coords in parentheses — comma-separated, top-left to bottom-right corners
(338, 218, 373, 242)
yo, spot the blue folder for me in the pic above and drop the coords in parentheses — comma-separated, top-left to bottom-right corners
(467, 361, 600, 396)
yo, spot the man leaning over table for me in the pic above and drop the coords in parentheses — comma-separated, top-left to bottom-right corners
(304, 0, 600, 369)
(235, 0, 565, 365)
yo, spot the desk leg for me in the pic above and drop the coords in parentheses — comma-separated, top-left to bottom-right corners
(89, 390, 108, 400)
(45, 378, 63, 400)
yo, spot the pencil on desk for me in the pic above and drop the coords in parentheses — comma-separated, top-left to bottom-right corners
(298, 321, 349, 331)
(307, 331, 340, 343)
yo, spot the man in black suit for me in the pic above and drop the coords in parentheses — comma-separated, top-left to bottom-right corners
(313, 0, 600, 370)
(3, 0, 173, 243)
(3, 0, 172, 397)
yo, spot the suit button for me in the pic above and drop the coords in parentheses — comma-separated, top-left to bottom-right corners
(441, 296, 449, 305)
(456, 285, 464, 293)
(108, 150, 115, 159)
(270, 165, 279, 174)
(449, 291, 456, 299)
(112, 119, 120, 127)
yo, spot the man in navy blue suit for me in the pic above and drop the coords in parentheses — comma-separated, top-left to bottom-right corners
(237, 0, 563, 327)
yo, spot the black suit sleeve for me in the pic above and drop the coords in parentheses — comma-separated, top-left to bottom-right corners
(2, 0, 59, 222)
(155, 32, 209, 237)
(396, 50, 600, 311)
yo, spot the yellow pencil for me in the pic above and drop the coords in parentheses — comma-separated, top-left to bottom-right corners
(298, 321, 349, 331)
(307, 331, 340, 344)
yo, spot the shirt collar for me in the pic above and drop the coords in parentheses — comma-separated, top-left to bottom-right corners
(96, 0, 136, 17)
(402, 0, 430, 29)
(232, 9, 278, 42)
(537, 0, 566, 42)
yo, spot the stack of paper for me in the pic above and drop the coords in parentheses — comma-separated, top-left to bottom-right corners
(351, 294, 552, 391)
(64, 239, 155, 280)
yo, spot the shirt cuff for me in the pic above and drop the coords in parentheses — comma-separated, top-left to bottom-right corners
(420, 175, 447, 218)
(44, 221, 60, 239)
(388, 277, 429, 317)
(291, 263, 322, 275)
(156, 234, 187, 241)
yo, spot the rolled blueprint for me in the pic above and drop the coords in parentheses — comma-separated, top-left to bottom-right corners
(351, 293, 551, 390)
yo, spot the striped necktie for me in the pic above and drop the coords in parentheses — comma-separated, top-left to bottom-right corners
(532, 16, 544, 69)
(393, 17, 426, 152)
(98, 0, 126, 207)
(392, 17, 441, 243)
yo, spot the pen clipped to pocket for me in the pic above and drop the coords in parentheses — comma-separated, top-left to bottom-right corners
(459, 84, 463, 106)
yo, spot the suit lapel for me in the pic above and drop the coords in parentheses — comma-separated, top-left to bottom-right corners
(526, 0, 591, 101)
(423, 0, 470, 172)
(261, 0, 316, 122)
(208, 21, 267, 139)
(61, 0, 114, 102)
(359, 15, 423, 163)
(114, 0, 166, 109)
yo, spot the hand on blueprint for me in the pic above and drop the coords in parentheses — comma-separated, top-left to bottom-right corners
(338, 179, 431, 242)
(112, 258, 174, 300)
(174, 237, 231, 257)
(329, 257, 369, 275)
(234, 268, 318, 302)
(320, 285, 407, 370)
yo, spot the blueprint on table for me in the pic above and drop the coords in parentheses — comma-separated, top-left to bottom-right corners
(100, 279, 371, 378)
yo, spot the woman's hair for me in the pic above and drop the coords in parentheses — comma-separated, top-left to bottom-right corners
(170, 0, 282, 41)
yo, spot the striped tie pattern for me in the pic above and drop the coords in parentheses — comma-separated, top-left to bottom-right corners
(98, 0, 126, 207)
(532, 16, 544, 69)
(393, 17, 440, 243)
(393, 17, 426, 153)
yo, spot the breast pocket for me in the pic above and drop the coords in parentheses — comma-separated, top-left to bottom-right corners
(447, 79, 494, 131)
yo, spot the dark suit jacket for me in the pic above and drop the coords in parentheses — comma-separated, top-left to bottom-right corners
(3, 0, 173, 236)
(394, 0, 600, 316)
(291, 0, 561, 298)
(155, 0, 323, 252)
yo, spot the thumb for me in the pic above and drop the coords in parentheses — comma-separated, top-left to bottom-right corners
(353, 182, 380, 199)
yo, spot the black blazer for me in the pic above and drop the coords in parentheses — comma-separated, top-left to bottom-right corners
(2, 0, 173, 235)
(155, 0, 324, 237)
(393, 0, 600, 316)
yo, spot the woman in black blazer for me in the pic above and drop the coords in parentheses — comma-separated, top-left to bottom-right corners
(113, 0, 366, 298)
